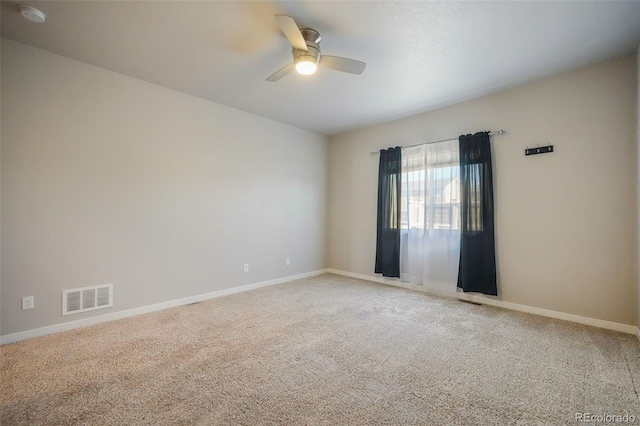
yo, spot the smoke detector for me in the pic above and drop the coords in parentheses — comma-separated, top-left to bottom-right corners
(20, 5, 46, 24)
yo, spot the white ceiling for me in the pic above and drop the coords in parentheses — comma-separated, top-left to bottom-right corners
(2, 1, 640, 136)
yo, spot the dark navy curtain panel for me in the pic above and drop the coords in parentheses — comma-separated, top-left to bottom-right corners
(457, 132, 497, 296)
(375, 147, 402, 278)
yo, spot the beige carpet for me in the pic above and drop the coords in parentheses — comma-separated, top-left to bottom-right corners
(2, 274, 639, 425)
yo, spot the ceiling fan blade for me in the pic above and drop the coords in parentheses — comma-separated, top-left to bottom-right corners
(265, 63, 295, 82)
(320, 56, 366, 75)
(274, 15, 308, 52)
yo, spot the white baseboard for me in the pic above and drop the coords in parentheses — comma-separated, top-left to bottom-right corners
(327, 269, 638, 335)
(0, 269, 328, 345)
(4, 268, 636, 344)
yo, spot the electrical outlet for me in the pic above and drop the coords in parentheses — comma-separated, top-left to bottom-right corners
(286, 258, 290, 266)
(22, 296, 34, 310)
(243, 264, 249, 272)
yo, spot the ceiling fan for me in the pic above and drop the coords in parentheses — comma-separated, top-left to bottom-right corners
(266, 15, 366, 82)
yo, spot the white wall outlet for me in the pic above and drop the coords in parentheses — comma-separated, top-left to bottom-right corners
(286, 258, 290, 266)
(243, 264, 249, 272)
(22, 296, 34, 310)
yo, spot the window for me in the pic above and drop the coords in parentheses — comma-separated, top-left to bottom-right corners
(400, 142, 461, 231)
(398, 139, 461, 287)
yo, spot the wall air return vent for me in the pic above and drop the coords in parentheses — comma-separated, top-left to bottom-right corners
(62, 284, 113, 315)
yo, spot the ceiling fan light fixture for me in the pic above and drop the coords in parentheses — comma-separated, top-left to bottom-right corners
(266, 15, 366, 82)
(295, 57, 318, 75)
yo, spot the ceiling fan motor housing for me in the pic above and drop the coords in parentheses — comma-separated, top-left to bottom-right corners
(293, 28, 321, 66)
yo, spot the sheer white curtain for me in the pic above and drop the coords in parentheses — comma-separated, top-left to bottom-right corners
(400, 140, 461, 291)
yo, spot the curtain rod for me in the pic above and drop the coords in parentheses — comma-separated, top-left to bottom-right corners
(369, 130, 506, 156)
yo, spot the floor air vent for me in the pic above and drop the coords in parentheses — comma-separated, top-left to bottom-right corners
(63, 284, 113, 315)
(458, 299, 482, 306)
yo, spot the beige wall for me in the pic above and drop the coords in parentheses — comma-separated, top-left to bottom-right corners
(328, 55, 638, 326)
(0, 40, 327, 336)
